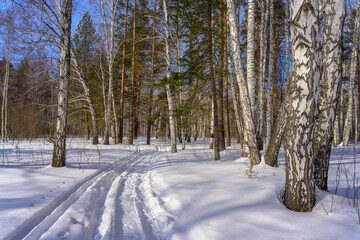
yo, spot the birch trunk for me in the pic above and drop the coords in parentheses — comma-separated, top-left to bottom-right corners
(313, 0, 345, 190)
(284, 0, 321, 212)
(119, 0, 129, 144)
(228, 55, 244, 149)
(52, 0, 72, 167)
(226, 0, 260, 165)
(70, 48, 99, 144)
(265, 0, 274, 151)
(163, 0, 177, 153)
(100, 0, 118, 145)
(210, 99, 214, 149)
(247, 0, 257, 122)
(208, 2, 220, 159)
(343, 0, 360, 146)
(333, 103, 340, 147)
(340, 77, 344, 140)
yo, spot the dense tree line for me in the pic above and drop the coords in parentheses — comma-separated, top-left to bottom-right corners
(0, 0, 358, 211)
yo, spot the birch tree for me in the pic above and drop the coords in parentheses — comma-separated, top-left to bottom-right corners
(163, 0, 177, 153)
(284, 0, 321, 211)
(70, 48, 99, 144)
(226, 0, 260, 165)
(52, 0, 72, 167)
(313, 0, 345, 190)
(247, 0, 257, 122)
(93, 0, 120, 145)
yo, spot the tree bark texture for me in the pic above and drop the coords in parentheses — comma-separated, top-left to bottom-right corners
(163, 0, 177, 154)
(284, 0, 321, 212)
(52, 0, 72, 167)
(313, 0, 345, 190)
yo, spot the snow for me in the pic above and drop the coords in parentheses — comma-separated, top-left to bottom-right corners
(0, 138, 360, 240)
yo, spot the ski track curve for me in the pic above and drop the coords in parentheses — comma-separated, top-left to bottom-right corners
(4, 146, 174, 240)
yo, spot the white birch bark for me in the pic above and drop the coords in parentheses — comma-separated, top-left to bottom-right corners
(226, 0, 260, 165)
(163, 0, 177, 153)
(343, 0, 360, 146)
(313, 0, 345, 190)
(284, 0, 321, 212)
(52, 0, 72, 167)
(247, 0, 257, 119)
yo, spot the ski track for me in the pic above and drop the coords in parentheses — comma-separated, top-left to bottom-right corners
(4, 146, 174, 240)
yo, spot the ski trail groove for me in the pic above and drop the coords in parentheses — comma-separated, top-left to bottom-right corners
(4, 151, 142, 240)
(5, 147, 174, 240)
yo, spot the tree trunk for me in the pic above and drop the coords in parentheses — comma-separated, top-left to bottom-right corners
(284, 0, 320, 212)
(285, 0, 290, 89)
(218, 2, 226, 151)
(163, 0, 177, 153)
(343, 0, 360, 146)
(52, 0, 72, 167)
(226, 0, 260, 165)
(129, 0, 137, 145)
(228, 55, 244, 149)
(147, 0, 157, 145)
(208, 2, 220, 160)
(265, 0, 274, 151)
(111, 93, 118, 143)
(247, 0, 257, 125)
(224, 42, 231, 147)
(1, 48, 10, 143)
(333, 103, 340, 147)
(258, 0, 269, 150)
(313, 0, 345, 191)
(119, 0, 129, 144)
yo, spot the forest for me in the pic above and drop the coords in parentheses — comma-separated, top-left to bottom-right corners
(0, 0, 360, 237)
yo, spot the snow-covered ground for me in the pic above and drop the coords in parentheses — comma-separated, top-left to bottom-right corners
(0, 137, 359, 240)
